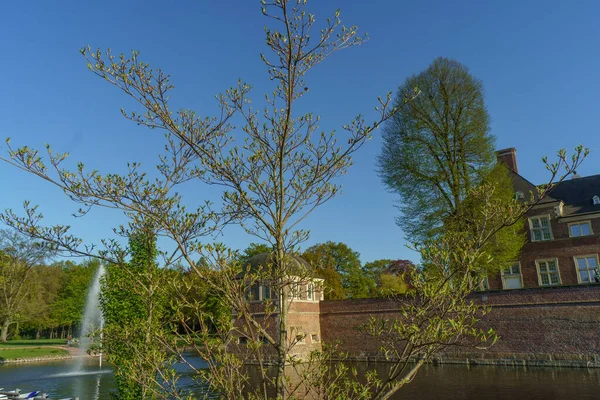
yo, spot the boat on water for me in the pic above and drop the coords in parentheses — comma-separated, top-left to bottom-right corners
(0, 389, 76, 399)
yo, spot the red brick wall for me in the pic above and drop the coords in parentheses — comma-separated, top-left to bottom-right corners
(319, 285, 600, 366)
(488, 205, 600, 290)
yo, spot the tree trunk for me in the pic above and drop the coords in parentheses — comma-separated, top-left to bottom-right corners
(275, 245, 288, 399)
(1, 318, 10, 342)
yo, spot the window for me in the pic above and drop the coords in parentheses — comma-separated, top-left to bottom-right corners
(261, 284, 272, 300)
(238, 336, 248, 345)
(569, 221, 592, 237)
(501, 263, 523, 289)
(291, 327, 305, 344)
(306, 283, 314, 301)
(536, 259, 561, 286)
(479, 276, 489, 291)
(290, 283, 302, 300)
(574, 255, 599, 283)
(529, 215, 552, 241)
(258, 336, 269, 344)
(593, 195, 600, 205)
(515, 191, 524, 200)
(311, 334, 320, 343)
(245, 284, 260, 302)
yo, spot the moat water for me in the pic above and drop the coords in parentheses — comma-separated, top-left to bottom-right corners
(1, 357, 599, 399)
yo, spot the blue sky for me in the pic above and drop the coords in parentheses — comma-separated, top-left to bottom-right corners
(1, 1, 599, 264)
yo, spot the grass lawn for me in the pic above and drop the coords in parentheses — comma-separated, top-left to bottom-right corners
(0, 347, 69, 361)
(0, 339, 67, 347)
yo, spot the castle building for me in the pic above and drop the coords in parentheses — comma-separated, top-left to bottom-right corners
(489, 148, 600, 290)
(234, 253, 324, 361)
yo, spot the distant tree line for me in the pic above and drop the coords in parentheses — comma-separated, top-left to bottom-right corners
(0, 226, 408, 342)
(0, 229, 99, 341)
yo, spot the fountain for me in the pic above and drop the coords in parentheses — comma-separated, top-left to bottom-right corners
(74, 263, 106, 372)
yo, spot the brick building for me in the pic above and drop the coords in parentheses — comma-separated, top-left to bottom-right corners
(235, 149, 600, 366)
(490, 147, 600, 290)
(234, 253, 324, 361)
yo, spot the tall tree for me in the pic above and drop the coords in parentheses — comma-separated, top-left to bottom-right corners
(20, 264, 63, 339)
(0, 230, 54, 341)
(100, 225, 170, 399)
(378, 57, 496, 242)
(1, 2, 583, 400)
(1, 2, 407, 397)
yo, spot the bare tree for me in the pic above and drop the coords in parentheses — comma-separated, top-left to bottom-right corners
(1, 0, 413, 398)
(0, 0, 587, 398)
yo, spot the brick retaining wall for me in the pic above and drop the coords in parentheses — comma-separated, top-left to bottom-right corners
(318, 285, 600, 367)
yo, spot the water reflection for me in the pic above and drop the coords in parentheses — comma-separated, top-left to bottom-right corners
(1, 357, 600, 399)
(353, 362, 600, 399)
(0, 357, 113, 399)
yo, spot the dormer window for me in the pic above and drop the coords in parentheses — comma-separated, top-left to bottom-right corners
(529, 215, 552, 242)
(593, 195, 600, 205)
(515, 191, 524, 200)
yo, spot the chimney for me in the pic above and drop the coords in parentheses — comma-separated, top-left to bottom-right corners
(496, 147, 518, 174)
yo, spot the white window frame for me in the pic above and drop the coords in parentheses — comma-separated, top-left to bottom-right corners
(291, 327, 305, 344)
(290, 282, 302, 300)
(568, 221, 593, 237)
(501, 262, 524, 290)
(528, 215, 553, 242)
(260, 284, 272, 301)
(573, 254, 599, 284)
(593, 195, 600, 205)
(536, 258, 562, 286)
(306, 283, 314, 301)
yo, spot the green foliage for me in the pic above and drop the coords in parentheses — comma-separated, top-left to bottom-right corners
(0, 230, 54, 342)
(378, 57, 496, 242)
(238, 243, 272, 264)
(448, 164, 526, 275)
(100, 227, 171, 399)
(0, 338, 66, 346)
(50, 260, 98, 332)
(377, 274, 409, 297)
(361, 259, 393, 286)
(303, 241, 374, 299)
(0, 347, 69, 360)
(20, 265, 62, 336)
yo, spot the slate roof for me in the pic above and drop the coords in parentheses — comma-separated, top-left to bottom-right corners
(508, 169, 559, 204)
(546, 174, 600, 216)
(239, 252, 313, 278)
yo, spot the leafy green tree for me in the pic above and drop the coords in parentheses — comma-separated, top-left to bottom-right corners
(303, 241, 373, 299)
(359, 148, 587, 399)
(237, 242, 272, 264)
(362, 259, 414, 297)
(20, 264, 62, 339)
(378, 57, 496, 243)
(448, 164, 526, 276)
(362, 259, 392, 283)
(100, 226, 171, 399)
(0, 230, 54, 342)
(377, 274, 409, 297)
(51, 260, 98, 336)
